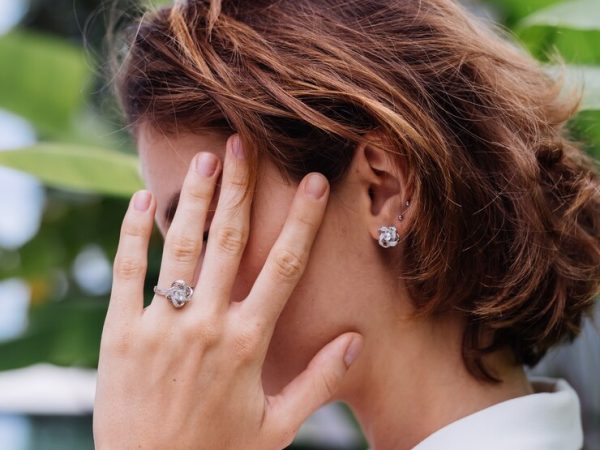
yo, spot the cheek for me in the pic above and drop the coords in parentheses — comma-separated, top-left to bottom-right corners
(258, 200, 361, 394)
(229, 179, 296, 302)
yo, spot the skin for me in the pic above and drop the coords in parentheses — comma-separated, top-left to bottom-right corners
(93, 123, 533, 449)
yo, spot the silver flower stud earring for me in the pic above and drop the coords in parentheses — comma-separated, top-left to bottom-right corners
(378, 200, 410, 248)
(378, 225, 400, 248)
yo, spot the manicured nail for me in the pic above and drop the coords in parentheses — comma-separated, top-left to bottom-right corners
(232, 135, 245, 159)
(133, 190, 151, 211)
(344, 335, 363, 368)
(196, 152, 218, 177)
(304, 173, 327, 199)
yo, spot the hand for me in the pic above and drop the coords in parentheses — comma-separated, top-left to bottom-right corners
(92, 134, 364, 450)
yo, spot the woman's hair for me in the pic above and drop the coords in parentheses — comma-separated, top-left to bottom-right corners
(110, 0, 600, 381)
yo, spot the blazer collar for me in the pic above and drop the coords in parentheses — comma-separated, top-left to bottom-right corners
(411, 377, 583, 450)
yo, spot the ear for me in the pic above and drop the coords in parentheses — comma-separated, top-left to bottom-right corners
(352, 131, 412, 243)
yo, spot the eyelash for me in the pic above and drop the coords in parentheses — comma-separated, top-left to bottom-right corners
(165, 208, 210, 242)
(165, 209, 176, 224)
(164, 196, 179, 224)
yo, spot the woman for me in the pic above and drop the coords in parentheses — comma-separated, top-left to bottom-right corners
(92, 0, 600, 448)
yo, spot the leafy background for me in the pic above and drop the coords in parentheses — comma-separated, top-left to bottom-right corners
(0, 0, 598, 449)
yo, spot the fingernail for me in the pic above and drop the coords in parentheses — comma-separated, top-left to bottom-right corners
(304, 173, 327, 199)
(196, 152, 218, 177)
(344, 335, 363, 368)
(232, 135, 245, 159)
(133, 190, 151, 211)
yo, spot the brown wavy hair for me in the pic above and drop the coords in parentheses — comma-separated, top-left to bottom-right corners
(110, 0, 600, 381)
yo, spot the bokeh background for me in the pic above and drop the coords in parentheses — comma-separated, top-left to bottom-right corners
(0, 0, 598, 449)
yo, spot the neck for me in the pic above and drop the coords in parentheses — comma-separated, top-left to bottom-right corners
(337, 309, 533, 450)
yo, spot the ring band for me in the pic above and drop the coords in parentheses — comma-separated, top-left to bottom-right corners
(153, 280, 194, 308)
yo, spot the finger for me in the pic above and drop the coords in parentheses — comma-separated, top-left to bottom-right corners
(108, 190, 156, 323)
(192, 134, 252, 315)
(151, 151, 221, 313)
(267, 333, 363, 435)
(240, 172, 329, 341)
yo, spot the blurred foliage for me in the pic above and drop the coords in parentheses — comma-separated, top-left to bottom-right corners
(0, 298, 106, 370)
(483, 0, 563, 26)
(0, 30, 89, 138)
(0, 0, 598, 422)
(0, 144, 142, 196)
(518, 0, 600, 65)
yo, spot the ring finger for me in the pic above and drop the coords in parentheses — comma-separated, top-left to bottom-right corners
(150, 150, 221, 313)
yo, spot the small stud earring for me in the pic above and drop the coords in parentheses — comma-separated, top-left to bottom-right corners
(378, 225, 400, 248)
(397, 200, 410, 222)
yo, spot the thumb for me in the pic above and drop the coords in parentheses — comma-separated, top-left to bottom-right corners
(267, 332, 363, 429)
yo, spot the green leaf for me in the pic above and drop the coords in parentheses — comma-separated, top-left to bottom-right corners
(555, 65, 600, 111)
(548, 65, 600, 159)
(570, 109, 600, 159)
(485, 0, 563, 27)
(520, 0, 600, 31)
(576, 67, 600, 110)
(0, 144, 143, 198)
(517, 0, 600, 64)
(0, 29, 90, 138)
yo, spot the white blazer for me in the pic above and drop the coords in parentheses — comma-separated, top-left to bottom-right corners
(412, 377, 583, 449)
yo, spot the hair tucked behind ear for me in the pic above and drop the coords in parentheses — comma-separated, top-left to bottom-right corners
(110, 0, 600, 381)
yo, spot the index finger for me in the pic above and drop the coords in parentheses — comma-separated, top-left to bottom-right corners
(239, 172, 329, 336)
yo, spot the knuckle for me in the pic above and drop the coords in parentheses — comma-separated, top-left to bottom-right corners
(199, 322, 223, 346)
(113, 256, 146, 280)
(294, 210, 318, 228)
(102, 328, 133, 356)
(231, 325, 261, 361)
(224, 164, 248, 187)
(185, 184, 212, 203)
(228, 175, 247, 190)
(214, 226, 246, 256)
(316, 370, 340, 399)
(143, 332, 162, 352)
(181, 316, 223, 346)
(139, 321, 166, 350)
(168, 234, 201, 263)
(121, 219, 147, 239)
(272, 249, 304, 281)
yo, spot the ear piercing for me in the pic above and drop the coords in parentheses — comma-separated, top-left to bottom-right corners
(397, 200, 410, 221)
(378, 200, 410, 248)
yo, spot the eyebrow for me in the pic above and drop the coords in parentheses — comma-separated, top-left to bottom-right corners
(164, 191, 180, 225)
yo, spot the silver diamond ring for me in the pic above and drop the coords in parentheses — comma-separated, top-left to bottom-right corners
(153, 280, 194, 309)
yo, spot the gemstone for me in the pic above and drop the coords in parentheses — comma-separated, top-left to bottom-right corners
(170, 289, 187, 303)
(378, 226, 398, 248)
(166, 280, 193, 307)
